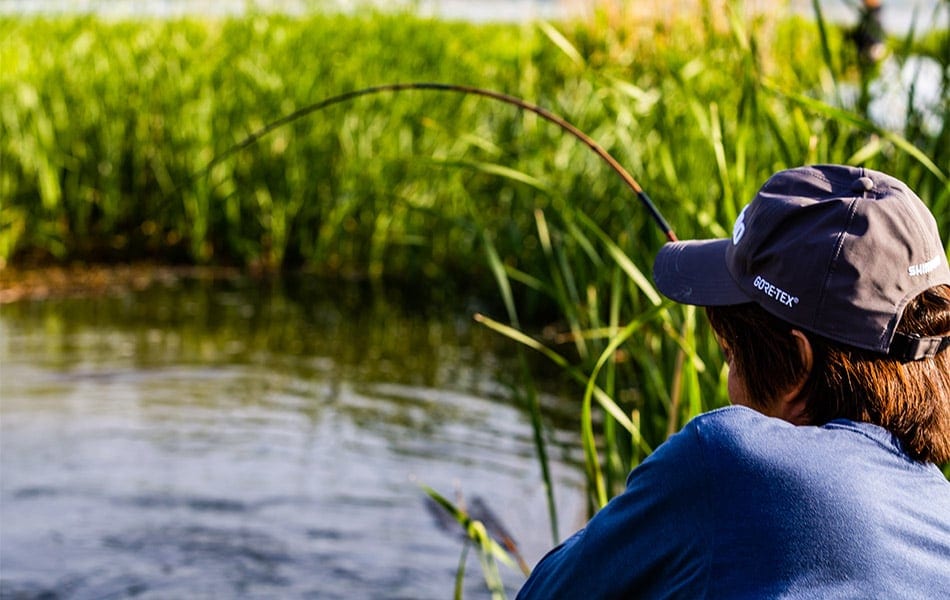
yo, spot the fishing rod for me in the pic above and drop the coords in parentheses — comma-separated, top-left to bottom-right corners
(200, 84, 675, 566)
(202, 82, 678, 242)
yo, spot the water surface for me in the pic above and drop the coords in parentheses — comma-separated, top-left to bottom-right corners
(0, 276, 586, 599)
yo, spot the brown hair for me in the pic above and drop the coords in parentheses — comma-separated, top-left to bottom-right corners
(705, 285, 950, 464)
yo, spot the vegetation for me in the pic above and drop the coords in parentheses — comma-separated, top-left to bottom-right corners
(3, 1, 948, 592)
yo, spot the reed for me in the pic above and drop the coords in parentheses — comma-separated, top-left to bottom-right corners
(2, 9, 946, 273)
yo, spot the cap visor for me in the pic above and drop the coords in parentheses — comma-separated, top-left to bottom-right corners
(652, 238, 751, 306)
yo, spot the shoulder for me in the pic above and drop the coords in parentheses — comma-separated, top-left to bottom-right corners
(684, 404, 786, 436)
(683, 405, 942, 468)
(680, 405, 865, 466)
(677, 406, 950, 499)
(623, 406, 777, 490)
(670, 406, 851, 492)
(675, 405, 793, 463)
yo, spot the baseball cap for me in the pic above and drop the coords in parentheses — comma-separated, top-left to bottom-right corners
(652, 164, 950, 360)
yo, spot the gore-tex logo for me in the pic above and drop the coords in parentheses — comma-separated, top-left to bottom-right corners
(753, 276, 799, 307)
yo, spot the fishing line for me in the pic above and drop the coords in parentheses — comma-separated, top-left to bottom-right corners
(200, 82, 678, 242)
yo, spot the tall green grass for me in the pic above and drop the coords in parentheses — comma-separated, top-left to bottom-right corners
(3, 9, 946, 276)
(2, 12, 546, 274)
(3, 3, 949, 593)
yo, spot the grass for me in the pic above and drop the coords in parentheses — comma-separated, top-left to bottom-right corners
(2, 1, 949, 594)
(8, 5, 946, 278)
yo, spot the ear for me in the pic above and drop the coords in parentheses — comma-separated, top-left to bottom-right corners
(776, 329, 814, 425)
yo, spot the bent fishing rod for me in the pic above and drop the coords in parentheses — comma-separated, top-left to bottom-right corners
(199, 82, 678, 243)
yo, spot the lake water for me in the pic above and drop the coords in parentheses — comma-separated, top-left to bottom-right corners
(0, 276, 587, 599)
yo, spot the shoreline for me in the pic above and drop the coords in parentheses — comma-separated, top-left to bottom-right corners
(0, 263, 243, 304)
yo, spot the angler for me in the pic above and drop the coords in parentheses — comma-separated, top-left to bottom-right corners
(517, 164, 950, 598)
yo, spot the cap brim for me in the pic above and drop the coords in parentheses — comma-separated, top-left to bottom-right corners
(652, 238, 751, 306)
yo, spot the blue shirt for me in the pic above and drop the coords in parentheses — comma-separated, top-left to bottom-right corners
(517, 406, 950, 599)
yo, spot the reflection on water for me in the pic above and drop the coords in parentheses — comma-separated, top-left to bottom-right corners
(0, 276, 585, 599)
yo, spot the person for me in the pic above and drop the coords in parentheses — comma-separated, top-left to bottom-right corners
(516, 164, 950, 598)
(850, 0, 886, 64)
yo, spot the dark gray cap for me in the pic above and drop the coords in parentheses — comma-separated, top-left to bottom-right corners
(652, 164, 950, 360)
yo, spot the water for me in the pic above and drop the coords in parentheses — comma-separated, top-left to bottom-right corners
(0, 276, 587, 599)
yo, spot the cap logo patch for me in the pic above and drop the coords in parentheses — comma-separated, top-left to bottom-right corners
(908, 255, 941, 277)
(732, 205, 749, 244)
(753, 275, 800, 308)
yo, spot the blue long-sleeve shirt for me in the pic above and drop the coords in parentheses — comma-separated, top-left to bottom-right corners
(517, 406, 950, 599)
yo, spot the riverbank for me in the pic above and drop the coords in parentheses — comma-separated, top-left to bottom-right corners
(0, 264, 244, 304)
